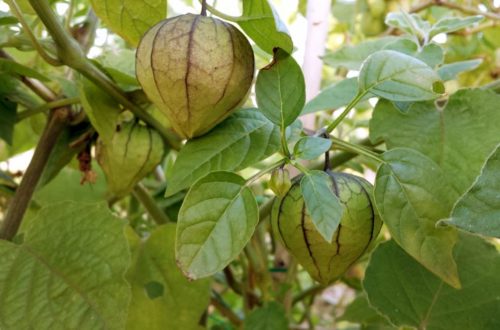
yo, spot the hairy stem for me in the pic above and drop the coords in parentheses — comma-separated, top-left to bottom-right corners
(1, 108, 70, 240)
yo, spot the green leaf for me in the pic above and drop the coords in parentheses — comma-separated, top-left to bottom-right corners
(127, 224, 211, 330)
(323, 37, 398, 70)
(0, 11, 18, 25)
(176, 171, 259, 279)
(385, 12, 430, 38)
(301, 78, 372, 115)
(443, 144, 500, 238)
(293, 136, 332, 160)
(0, 97, 16, 144)
(256, 48, 306, 127)
(165, 109, 280, 196)
(34, 165, 107, 205)
(437, 59, 482, 81)
(90, 0, 167, 46)
(375, 148, 460, 288)
(359, 50, 443, 101)
(79, 77, 121, 143)
(97, 48, 139, 91)
(237, 0, 293, 54)
(0, 58, 49, 81)
(243, 302, 288, 330)
(370, 89, 500, 195)
(300, 171, 343, 243)
(385, 39, 444, 68)
(0, 201, 130, 329)
(339, 294, 394, 327)
(364, 236, 500, 330)
(429, 15, 484, 40)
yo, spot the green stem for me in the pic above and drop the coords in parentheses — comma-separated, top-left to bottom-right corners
(1, 108, 70, 240)
(223, 266, 243, 295)
(434, 0, 500, 21)
(292, 284, 325, 306)
(132, 183, 171, 225)
(6, 0, 61, 66)
(329, 136, 383, 163)
(27, 0, 182, 150)
(210, 292, 243, 327)
(246, 159, 286, 186)
(325, 91, 366, 133)
(482, 79, 500, 93)
(16, 97, 80, 122)
(258, 198, 274, 224)
(291, 161, 310, 174)
(198, 0, 244, 21)
(64, 0, 75, 31)
(280, 122, 292, 158)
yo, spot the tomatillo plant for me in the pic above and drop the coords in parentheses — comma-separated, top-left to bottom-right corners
(1, 0, 500, 329)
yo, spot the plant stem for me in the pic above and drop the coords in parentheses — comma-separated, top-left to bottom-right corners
(292, 284, 325, 306)
(0, 49, 57, 102)
(434, 0, 500, 21)
(258, 198, 274, 224)
(27, 0, 182, 150)
(325, 91, 366, 133)
(280, 126, 292, 158)
(329, 136, 383, 163)
(1, 108, 70, 240)
(482, 79, 500, 93)
(292, 161, 310, 174)
(198, 0, 244, 22)
(210, 293, 243, 327)
(5, 0, 62, 66)
(223, 266, 243, 295)
(200, 0, 207, 16)
(246, 159, 286, 186)
(132, 183, 171, 225)
(16, 97, 80, 122)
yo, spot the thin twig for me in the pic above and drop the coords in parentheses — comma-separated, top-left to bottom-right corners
(210, 294, 243, 327)
(1, 108, 70, 240)
(0, 49, 57, 101)
(223, 266, 243, 295)
(481, 79, 500, 93)
(435, 0, 500, 21)
(292, 284, 325, 306)
(16, 97, 80, 122)
(200, 0, 207, 16)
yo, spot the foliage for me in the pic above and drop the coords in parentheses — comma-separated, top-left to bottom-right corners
(0, 0, 499, 329)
